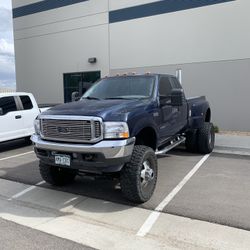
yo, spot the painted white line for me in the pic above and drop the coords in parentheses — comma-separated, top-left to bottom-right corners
(0, 151, 34, 161)
(8, 181, 46, 201)
(137, 154, 210, 237)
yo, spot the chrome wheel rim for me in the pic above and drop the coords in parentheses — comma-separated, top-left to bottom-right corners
(141, 160, 155, 187)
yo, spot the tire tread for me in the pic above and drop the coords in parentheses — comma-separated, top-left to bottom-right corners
(120, 145, 157, 203)
(197, 122, 214, 154)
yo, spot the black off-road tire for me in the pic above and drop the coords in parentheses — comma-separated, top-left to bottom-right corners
(39, 162, 77, 186)
(185, 130, 198, 153)
(197, 122, 215, 154)
(120, 145, 158, 203)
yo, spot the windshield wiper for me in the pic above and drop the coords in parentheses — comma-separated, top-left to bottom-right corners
(84, 96, 100, 100)
(105, 97, 132, 100)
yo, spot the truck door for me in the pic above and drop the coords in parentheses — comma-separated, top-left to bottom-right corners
(18, 95, 39, 136)
(158, 76, 180, 141)
(170, 77, 188, 132)
(0, 96, 22, 142)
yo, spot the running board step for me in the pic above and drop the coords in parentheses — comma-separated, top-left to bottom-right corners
(156, 136, 186, 155)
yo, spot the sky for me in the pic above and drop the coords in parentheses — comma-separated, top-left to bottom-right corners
(0, 0, 15, 89)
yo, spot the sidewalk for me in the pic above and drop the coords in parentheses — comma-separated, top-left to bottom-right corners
(1, 178, 250, 250)
(214, 133, 250, 156)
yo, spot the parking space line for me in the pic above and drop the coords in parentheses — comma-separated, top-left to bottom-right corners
(8, 181, 46, 201)
(137, 154, 210, 237)
(0, 151, 34, 161)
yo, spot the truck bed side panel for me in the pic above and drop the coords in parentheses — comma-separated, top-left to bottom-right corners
(187, 96, 210, 129)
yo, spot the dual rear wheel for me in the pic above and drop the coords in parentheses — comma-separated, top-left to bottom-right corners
(185, 122, 215, 154)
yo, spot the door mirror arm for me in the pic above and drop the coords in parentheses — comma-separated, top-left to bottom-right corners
(159, 96, 171, 107)
(72, 92, 80, 102)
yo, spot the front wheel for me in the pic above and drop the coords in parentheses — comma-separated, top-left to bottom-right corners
(120, 145, 158, 203)
(39, 162, 77, 186)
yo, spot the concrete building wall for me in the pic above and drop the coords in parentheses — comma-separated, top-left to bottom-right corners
(108, 0, 250, 131)
(15, 25, 110, 104)
(13, 0, 110, 104)
(12, 0, 250, 131)
(13, 0, 41, 8)
(110, 58, 250, 131)
(109, 0, 250, 68)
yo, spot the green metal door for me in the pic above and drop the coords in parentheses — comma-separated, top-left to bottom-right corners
(63, 71, 101, 103)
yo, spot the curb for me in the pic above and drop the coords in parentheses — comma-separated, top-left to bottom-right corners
(214, 146, 250, 157)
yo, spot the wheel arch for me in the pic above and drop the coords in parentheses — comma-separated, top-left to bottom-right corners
(134, 126, 157, 151)
(205, 108, 211, 122)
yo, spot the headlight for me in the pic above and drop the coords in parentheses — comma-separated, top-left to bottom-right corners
(34, 119, 41, 135)
(104, 122, 129, 139)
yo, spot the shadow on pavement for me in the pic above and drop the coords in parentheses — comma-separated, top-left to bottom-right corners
(0, 159, 134, 212)
(0, 144, 203, 218)
(0, 139, 31, 153)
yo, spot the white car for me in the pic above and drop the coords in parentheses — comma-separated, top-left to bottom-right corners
(0, 92, 49, 143)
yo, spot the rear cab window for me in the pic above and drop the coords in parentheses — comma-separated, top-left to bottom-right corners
(20, 95, 33, 110)
(170, 77, 182, 89)
(0, 96, 18, 115)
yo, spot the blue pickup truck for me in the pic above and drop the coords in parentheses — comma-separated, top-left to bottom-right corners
(31, 74, 214, 203)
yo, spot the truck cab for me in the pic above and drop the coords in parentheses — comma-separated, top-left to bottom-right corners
(0, 92, 42, 143)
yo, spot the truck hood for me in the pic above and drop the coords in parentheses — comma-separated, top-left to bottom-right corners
(41, 99, 150, 121)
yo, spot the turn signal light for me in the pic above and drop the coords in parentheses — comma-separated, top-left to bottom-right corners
(121, 132, 129, 138)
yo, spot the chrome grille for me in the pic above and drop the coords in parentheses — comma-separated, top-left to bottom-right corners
(40, 116, 102, 143)
(94, 121, 101, 138)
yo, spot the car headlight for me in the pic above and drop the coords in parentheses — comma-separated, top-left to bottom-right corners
(34, 118, 41, 135)
(104, 122, 129, 139)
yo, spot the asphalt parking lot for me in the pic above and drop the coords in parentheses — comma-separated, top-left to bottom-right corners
(0, 138, 250, 234)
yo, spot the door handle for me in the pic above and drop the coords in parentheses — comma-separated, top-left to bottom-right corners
(15, 115, 22, 119)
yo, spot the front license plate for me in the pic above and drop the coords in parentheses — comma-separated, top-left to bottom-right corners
(55, 154, 71, 167)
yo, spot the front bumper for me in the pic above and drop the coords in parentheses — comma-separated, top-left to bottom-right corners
(31, 135, 135, 173)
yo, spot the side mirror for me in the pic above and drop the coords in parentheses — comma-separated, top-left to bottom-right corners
(72, 92, 80, 102)
(171, 89, 183, 106)
(0, 108, 3, 116)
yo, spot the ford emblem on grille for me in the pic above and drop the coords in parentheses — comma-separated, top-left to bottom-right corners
(57, 126, 70, 134)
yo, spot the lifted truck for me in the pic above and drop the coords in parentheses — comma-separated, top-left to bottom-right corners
(31, 74, 215, 203)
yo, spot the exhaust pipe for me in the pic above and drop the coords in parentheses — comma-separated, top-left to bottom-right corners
(176, 69, 182, 85)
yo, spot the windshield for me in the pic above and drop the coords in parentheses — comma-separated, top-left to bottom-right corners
(81, 76, 155, 100)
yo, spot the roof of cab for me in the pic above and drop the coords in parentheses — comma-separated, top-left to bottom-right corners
(106, 73, 175, 78)
(0, 92, 32, 98)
